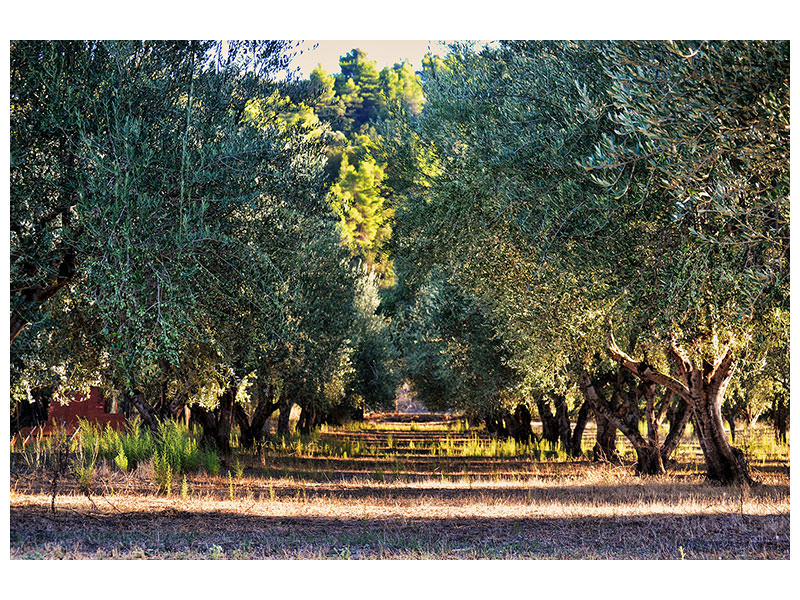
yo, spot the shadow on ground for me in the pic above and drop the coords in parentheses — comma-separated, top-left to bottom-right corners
(10, 503, 788, 559)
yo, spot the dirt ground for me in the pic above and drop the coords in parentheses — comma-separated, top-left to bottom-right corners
(9, 420, 790, 559)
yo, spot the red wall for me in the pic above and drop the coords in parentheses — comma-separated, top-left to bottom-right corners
(13, 387, 127, 444)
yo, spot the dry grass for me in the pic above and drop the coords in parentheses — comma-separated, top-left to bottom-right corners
(9, 420, 790, 559)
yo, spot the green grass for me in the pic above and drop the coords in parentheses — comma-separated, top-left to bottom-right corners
(11, 418, 221, 495)
(266, 429, 567, 461)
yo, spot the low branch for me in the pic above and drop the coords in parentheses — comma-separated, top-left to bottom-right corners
(607, 331, 691, 401)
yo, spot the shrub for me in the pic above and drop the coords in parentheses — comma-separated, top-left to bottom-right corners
(158, 420, 200, 474)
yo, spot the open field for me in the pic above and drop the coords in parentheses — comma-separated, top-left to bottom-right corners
(9, 418, 790, 559)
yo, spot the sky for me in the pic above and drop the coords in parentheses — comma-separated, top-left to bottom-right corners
(287, 40, 455, 77)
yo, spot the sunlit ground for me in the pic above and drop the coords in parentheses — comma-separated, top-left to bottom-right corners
(9, 419, 789, 559)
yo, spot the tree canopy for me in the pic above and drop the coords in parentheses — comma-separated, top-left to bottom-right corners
(10, 40, 789, 484)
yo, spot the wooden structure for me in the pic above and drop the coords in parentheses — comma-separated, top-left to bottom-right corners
(12, 387, 127, 445)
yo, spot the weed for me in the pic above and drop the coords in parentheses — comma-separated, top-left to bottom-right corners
(113, 444, 128, 472)
(152, 451, 173, 495)
(201, 448, 221, 476)
(392, 460, 403, 482)
(47, 426, 72, 513)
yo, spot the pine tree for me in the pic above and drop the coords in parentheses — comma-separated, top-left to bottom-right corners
(329, 149, 394, 281)
(310, 65, 346, 128)
(381, 62, 425, 116)
(337, 49, 386, 127)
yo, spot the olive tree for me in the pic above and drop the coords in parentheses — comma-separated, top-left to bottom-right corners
(400, 41, 788, 483)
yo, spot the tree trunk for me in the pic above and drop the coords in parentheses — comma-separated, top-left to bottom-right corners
(276, 398, 292, 436)
(593, 411, 619, 462)
(661, 398, 692, 463)
(692, 399, 751, 484)
(484, 414, 497, 435)
(725, 412, 737, 443)
(774, 394, 787, 444)
(239, 381, 279, 448)
(554, 395, 572, 453)
(632, 442, 666, 475)
(511, 403, 534, 444)
(214, 387, 235, 454)
(576, 374, 619, 463)
(297, 403, 316, 435)
(498, 410, 510, 439)
(579, 369, 664, 474)
(191, 405, 217, 448)
(484, 409, 509, 439)
(608, 335, 752, 485)
(233, 403, 253, 447)
(129, 390, 160, 435)
(569, 401, 590, 457)
(536, 399, 560, 446)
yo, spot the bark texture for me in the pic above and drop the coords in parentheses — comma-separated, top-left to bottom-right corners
(607, 334, 753, 485)
(129, 389, 161, 435)
(578, 371, 666, 475)
(593, 412, 619, 463)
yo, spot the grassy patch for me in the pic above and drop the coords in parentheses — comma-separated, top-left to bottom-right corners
(9, 418, 790, 559)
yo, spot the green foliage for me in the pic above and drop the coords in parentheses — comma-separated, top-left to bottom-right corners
(398, 270, 518, 416)
(10, 41, 372, 448)
(72, 438, 98, 494)
(582, 41, 790, 339)
(113, 446, 129, 473)
(201, 447, 221, 476)
(11, 40, 787, 472)
(71, 419, 218, 485)
(393, 40, 789, 444)
(329, 150, 392, 270)
(152, 450, 173, 495)
(304, 50, 425, 287)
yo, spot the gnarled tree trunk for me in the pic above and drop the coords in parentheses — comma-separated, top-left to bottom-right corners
(484, 408, 510, 439)
(593, 412, 619, 463)
(773, 394, 788, 444)
(569, 401, 590, 457)
(510, 403, 534, 444)
(536, 398, 560, 446)
(129, 389, 161, 435)
(608, 334, 752, 485)
(236, 381, 279, 449)
(189, 381, 239, 454)
(661, 397, 692, 464)
(536, 396, 587, 457)
(578, 372, 666, 475)
(297, 402, 317, 435)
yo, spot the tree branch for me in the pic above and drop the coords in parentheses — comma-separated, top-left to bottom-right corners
(607, 331, 691, 401)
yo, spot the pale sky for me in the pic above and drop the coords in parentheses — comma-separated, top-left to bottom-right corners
(288, 40, 454, 77)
